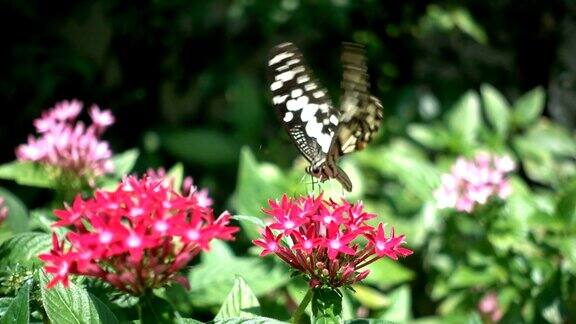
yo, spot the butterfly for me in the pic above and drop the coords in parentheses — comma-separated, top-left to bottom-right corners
(268, 42, 383, 191)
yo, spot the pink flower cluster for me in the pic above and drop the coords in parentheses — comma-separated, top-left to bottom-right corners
(434, 153, 515, 213)
(16, 100, 115, 183)
(145, 168, 212, 208)
(39, 175, 238, 295)
(478, 292, 503, 322)
(0, 197, 8, 225)
(253, 194, 412, 289)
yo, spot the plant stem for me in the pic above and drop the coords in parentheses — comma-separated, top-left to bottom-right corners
(291, 288, 313, 324)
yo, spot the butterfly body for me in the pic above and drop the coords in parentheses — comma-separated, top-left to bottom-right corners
(268, 42, 382, 191)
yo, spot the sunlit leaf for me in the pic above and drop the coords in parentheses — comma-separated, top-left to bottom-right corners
(512, 87, 545, 128)
(215, 277, 261, 319)
(481, 84, 510, 138)
(0, 161, 54, 188)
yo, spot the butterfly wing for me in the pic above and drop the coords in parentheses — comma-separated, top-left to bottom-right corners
(335, 42, 384, 155)
(268, 42, 340, 165)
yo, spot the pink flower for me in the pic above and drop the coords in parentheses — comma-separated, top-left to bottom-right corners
(252, 194, 412, 289)
(478, 292, 503, 322)
(0, 197, 8, 226)
(39, 175, 239, 295)
(89, 105, 115, 131)
(16, 100, 115, 184)
(434, 153, 515, 213)
(145, 168, 213, 207)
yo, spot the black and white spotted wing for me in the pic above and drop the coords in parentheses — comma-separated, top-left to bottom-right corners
(335, 42, 384, 155)
(268, 43, 340, 166)
(267, 42, 382, 192)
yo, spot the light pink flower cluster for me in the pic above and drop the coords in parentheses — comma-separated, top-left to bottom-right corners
(0, 197, 8, 226)
(145, 168, 213, 208)
(434, 152, 515, 213)
(253, 194, 412, 289)
(478, 292, 503, 322)
(39, 175, 238, 295)
(16, 99, 115, 183)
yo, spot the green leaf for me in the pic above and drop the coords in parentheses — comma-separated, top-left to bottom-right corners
(452, 8, 488, 44)
(0, 187, 28, 234)
(167, 163, 184, 192)
(215, 277, 261, 320)
(140, 293, 176, 324)
(380, 285, 411, 322)
(111, 149, 139, 178)
(40, 270, 119, 324)
(555, 179, 576, 224)
(161, 128, 239, 166)
(406, 124, 447, 149)
(0, 298, 13, 318)
(175, 318, 204, 324)
(312, 287, 342, 322)
(188, 256, 289, 307)
(209, 317, 288, 324)
(0, 281, 30, 324)
(0, 161, 54, 188)
(0, 233, 52, 268)
(350, 285, 389, 308)
(480, 84, 510, 137)
(362, 258, 415, 287)
(512, 87, 545, 127)
(231, 215, 265, 229)
(344, 320, 397, 324)
(234, 148, 283, 238)
(447, 90, 481, 146)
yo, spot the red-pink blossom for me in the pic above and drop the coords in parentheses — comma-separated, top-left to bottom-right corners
(434, 152, 515, 213)
(39, 175, 238, 294)
(252, 194, 412, 289)
(16, 100, 115, 184)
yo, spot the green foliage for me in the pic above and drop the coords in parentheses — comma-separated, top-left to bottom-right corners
(39, 270, 119, 324)
(215, 277, 261, 320)
(0, 281, 29, 324)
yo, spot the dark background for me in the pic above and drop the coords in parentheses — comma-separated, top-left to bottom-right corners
(1, 0, 574, 204)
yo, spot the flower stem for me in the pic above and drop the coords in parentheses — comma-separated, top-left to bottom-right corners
(291, 288, 313, 324)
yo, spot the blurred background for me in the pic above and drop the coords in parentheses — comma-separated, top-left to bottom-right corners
(1, 0, 574, 204)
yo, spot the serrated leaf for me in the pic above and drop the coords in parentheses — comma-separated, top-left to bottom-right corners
(512, 87, 545, 127)
(39, 270, 119, 324)
(380, 285, 411, 322)
(111, 149, 139, 178)
(215, 277, 261, 320)
(0, 298, 13, 318)
(0, 161, 54, 188)
(0, 281, 30, 324)
(481, 84, 510, 137)
(0, 233, 52, 268)
(447, 91, 481, 145)
(0, 187, 28, 234)
(188, 256, 289, 307)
